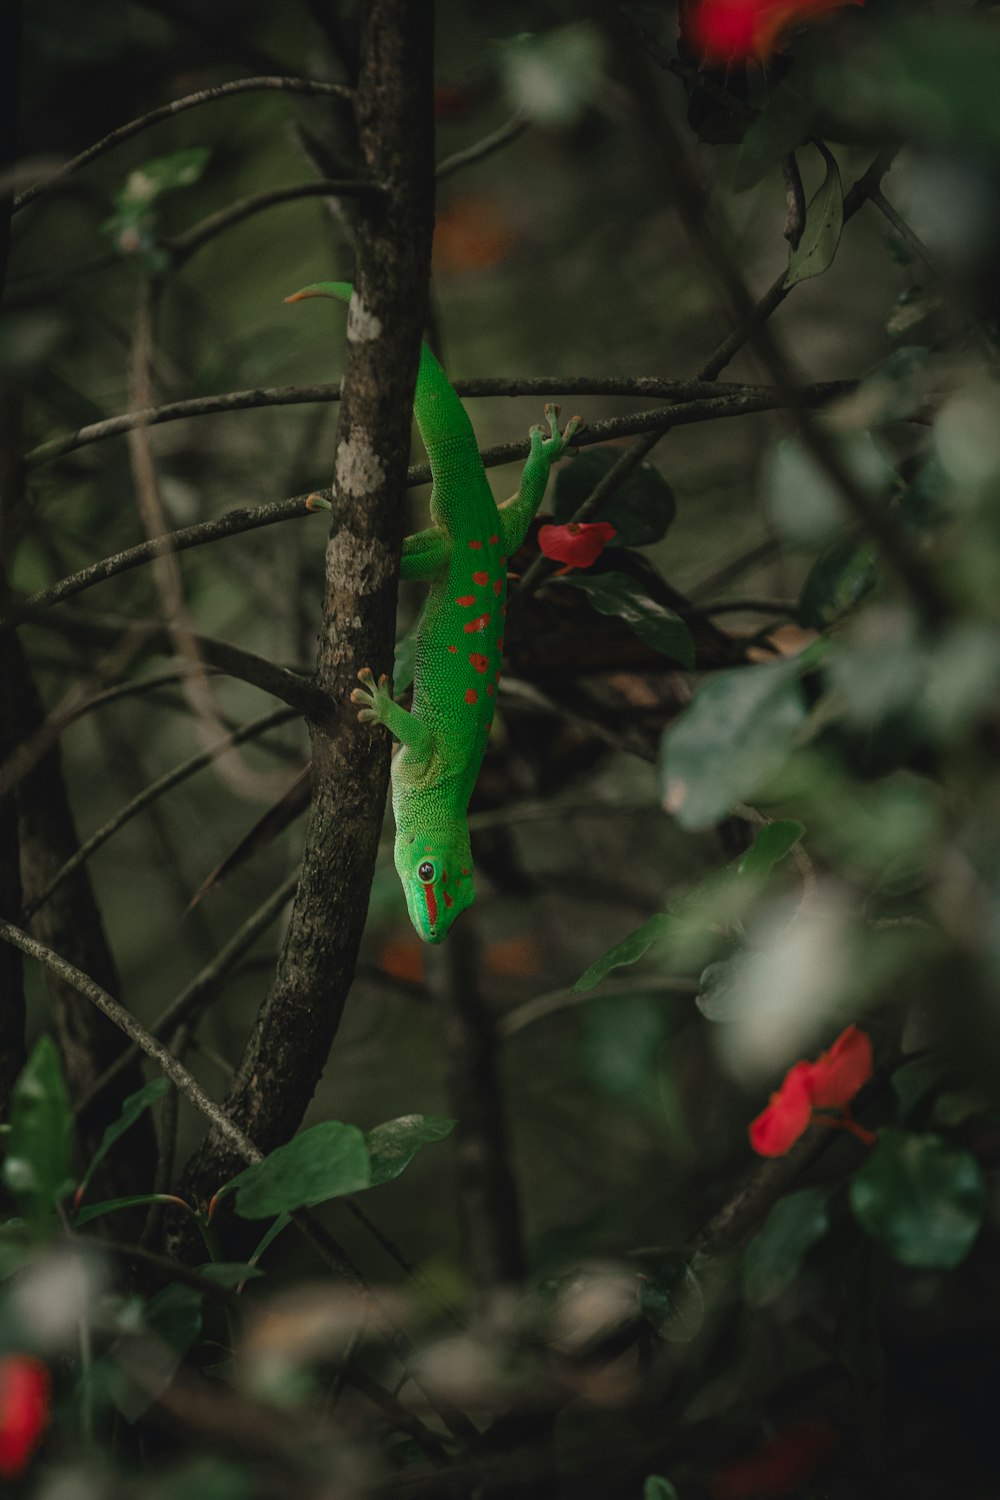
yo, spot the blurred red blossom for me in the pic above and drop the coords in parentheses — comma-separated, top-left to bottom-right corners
(712, 1420, 838, 1498)
(538, 520, 617, 572)
(687, 0, 864, 62)
(0, 1356, 50, 1479)
(749, 1025, 874, 1157)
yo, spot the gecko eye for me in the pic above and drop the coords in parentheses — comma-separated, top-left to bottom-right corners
(417, 861, 436, 884)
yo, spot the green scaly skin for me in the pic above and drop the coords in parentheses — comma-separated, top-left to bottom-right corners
(288, 282, 583, 942)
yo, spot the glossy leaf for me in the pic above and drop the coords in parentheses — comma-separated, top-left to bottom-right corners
(737, 819, 805, 877)
(555, 572, 695, 668)
(116, 147, 212, 210)
(196, 1262, 265, 1287)
(76, 1077, 170, 1205)
(643, 1479, 679, 1500)
(366, 1115, 455, 1188)
(735, 69, 816, 189)
(2, 1036, 73, 1228)
(640, 1255, 704, 1342)
(742, 1186, 830, 1306)
(660, 659, 807, 830)
(552, 449, 676, 546)
(798, 537, 878, 628)
(574, 912, 672, 993)
(785, 153, 844, 288)
(850, 1129, 985, 1269)
(75, 1193, 190, 1228)
(222, 1122, 371, 1219)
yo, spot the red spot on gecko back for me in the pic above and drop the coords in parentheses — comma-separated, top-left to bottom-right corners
(465, 688, 478, 705)
(489, 534, 499, 545)
(447, 645, 458, 654)
(472, 570, 489, 586)
(487, 683, 495, 696)
(456, 594, 476, 606)
(469, 653, 488, 673)
(493, 579, 503, 595)
(464, 614, 490, 634)
(468, 540, 483, 551)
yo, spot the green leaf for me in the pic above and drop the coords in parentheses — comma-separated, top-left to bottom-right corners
(737, 819, 805, 877)
(798, 537, 878, 628)
(75, 1193, 189, 1228)
(221, 1122, 371, 1220)
(555, 572, 695, 668)
(766, 431, 899, 546)
(116, 147, 212, 210)
(660, 659, 807, 830)
(581, 995, 670, 1097)
(76, 1077, 170, 1204)
(695, 957, 743, 1023)
(497, 23, 605, 126)
(146, 1282, 204, 1354)
(742, 1186, 830, 1307)
(574, 912, 672, 993)
(850, 1129, 985, 1270)
(2, 1036, 73, 1229)
(785, 153, 843, 289)
(734, 69, 817, 189)
(366, 1116, 456, 1188)
(552, 450, 676, 546)
(643, 1479, 679, 1500)
(196, 1262, 265, 1287)
(891, 1057, 944, 1122)
(640, 1255, 704, 1342)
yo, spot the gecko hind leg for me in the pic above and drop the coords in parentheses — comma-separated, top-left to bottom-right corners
(351, 668, 434, 761)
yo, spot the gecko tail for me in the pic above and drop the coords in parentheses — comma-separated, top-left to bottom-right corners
(285, 278, 478, 464)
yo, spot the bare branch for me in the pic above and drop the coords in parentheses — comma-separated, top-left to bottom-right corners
(169, 180, 382, 266)
(20, 707, 296, 922)
(435, 109, 530, 181)
(13, 77, 353, 214)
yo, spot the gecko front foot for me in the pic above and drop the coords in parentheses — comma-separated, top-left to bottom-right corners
(350, 666, 394, 726)
(530, 403, 587, 464)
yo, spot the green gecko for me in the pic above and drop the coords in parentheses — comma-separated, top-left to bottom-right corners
(287, 281, 583, 943)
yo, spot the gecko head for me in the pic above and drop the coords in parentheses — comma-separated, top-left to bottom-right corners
(395, 827, 475, 944)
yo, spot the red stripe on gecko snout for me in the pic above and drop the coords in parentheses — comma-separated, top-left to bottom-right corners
(464, 614, 490, 633)
(423, 883, 438, 927)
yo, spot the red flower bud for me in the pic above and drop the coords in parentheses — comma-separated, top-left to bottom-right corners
(687, 0, 864, 63)
(537, 520, 617, 571)
(748, 1025, 874, 1156)
(0, 1355, 50, 1479)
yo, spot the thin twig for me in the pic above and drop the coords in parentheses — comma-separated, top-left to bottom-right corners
(435, 110, 531, 181)
(20, 708, 296, 922)
(12, 77, 353, 214)
(499, 975, 698, 1039)
(23, 381, 854, 613)
(75, 868, 302, 1117)
(24, 375, 762, 469)
(169, 181, 382, 266)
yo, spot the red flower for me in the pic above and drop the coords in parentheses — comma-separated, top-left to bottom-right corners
(712, 1420, 837, 1499)
(538, 521, 617, 571)
(0, 1356, 50, 1479)
(749, 1025, 874, 1157)
(807, 1023, 873, 1109)
(687, 0, 864, 62)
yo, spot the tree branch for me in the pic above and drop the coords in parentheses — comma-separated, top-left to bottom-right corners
(12, 77, 353, 214)
(174, 0, 438, 1221)
(169, 180, 383, 267)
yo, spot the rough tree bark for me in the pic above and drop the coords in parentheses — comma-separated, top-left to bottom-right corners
(173, 0, 436, 1227)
